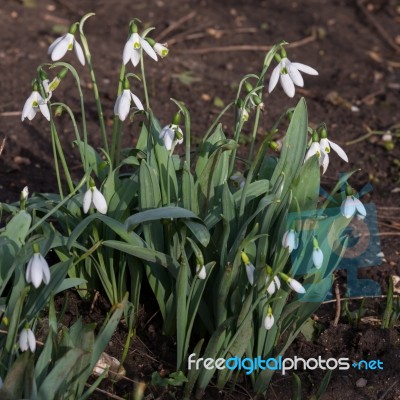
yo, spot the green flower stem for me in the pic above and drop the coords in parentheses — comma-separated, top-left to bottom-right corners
(228, 117, 245, 176)
(79, 32, 109, 154)
(248, 106, 261, 163)
(52, 102, 85, 167)
(140, 50, 150, 110)
(110, 64, 125, 166)
(50, 117, 74, 195)
(50, 121, 63, 199)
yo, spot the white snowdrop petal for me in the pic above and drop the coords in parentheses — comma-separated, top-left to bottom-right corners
(39, 102, 50, 121)
(289, 278, 306, 294)
(274, 276, 281, 290)
(266, 279, 275, 295)
(83, 189, 93, 214)
(48, 35, 64, 54)
(160, 126, 174, 150)
(280, 74, 295, 97)
(21, 92, 36, 121)
(313, 248, 324, 269)
(27, 108, 37, 121)
(130, 92, 144, 110)
(341, 197, 355, 219)
(264, 314, 274, 330)
(74, 40, 86, 66)
(25, 257, 34, 283)
(268, 64, 281, 93)
(329, 140, 348, 162)
(321, 152, 329, 174)
(19, 329, 28, 352)
(290, 62, 318, 75)
(288, 64, 304, 87)
(114, 94, 121, 115)
(354, 197, 367, 216)
(51, 34, 72, 61)
(123, 36, 134, 65)
(27, 329, 36, 352)
(131, 49, 141, 67)
(93, 188, 107, 214)
(118, 90, 131, 121)
(320, 138, 330, 153)
(196, 265, 207, 280)
(40, 254, 51, 285)
(246, 263, 255, 285)
(31, 254, 44, 288)
(141, 38, 158, 61)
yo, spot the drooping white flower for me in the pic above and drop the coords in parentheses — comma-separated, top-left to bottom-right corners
(26, 248, 51, 288)
(279, 272, 306, 294)
(19, 327, 36, 353)
(153, 42, 169, 58)
(341, 195, 367, 219)
(21, 89, 50, 122)
(83, 183, 107, 215)
(320, 135, 348, 174)
(264, 306, 274, 330)
(123, 29, 158, 67)
(48, 30, 85, 66)
(230, 172, 246, 189)
(159, 124, 183, 151)
(268, 57, 318, 98)
(304, 140, 322, 163)
(265, 265, 280, 295)
(21, 186, 29, 200)
(114, 89, 144, 121)
(196, 264, 207, 280)
(282, 229, 299, 253)
(312, 237, 323, 269)
(241, 251, 255, 285)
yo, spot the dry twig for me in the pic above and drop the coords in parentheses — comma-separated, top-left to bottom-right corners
(156, 11, 196, 42)
(333, 281, 341, 327)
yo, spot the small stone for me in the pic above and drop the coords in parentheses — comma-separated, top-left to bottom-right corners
(356, 377, 367, 388)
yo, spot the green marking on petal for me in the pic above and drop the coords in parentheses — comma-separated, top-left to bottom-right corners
(134, 42, 140, 49)
(281, 67, 288, 74)
(68, 43, 73, 51)
(32, 101, 38, 107)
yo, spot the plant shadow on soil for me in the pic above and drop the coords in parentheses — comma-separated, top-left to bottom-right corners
(1, 0, 400, 398)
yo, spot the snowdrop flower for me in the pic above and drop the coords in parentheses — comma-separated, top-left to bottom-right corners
(282, 229, 299, 253)
(341, 186, 367, 219)
(123, 23, 157, 67)
(279, 272, 306, 294)
(26, 244, 51, 288)
(21, 82, 50, 122)
(48, 23, 85, 66)
(19, 326, 36, 353)
(268, 51, 318, 98)
(146, 37, 169, 58)
(319, 129, 348, 174)
(196, 264, 207, 280)
(83, 179, 107, 214)
(304, 132, 322, 164)
(312, 237, 323, 270)
(241, 251, 255, 286)
(264, 306, 274, 330)
(265, 265, 281, 295)
(230, 172, 245, 189)
(160, 112, 183, 151)
(114, 78, 144, 121)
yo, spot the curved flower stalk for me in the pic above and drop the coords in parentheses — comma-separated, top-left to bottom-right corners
(241, 251, 255, 285)
(341, 185, 367, 219)
(48, 23, 85, 66)
(160, 112, 184, 152)
(21, 82, 50, 122)
(279, 272, 306, 294)
(19, 326, 36, 353)
(282, 228, 299, 253)
(83, 178, 107, 214)
(114, 78, 144, 121)
(265, 265, 280, 295)
(319, 128, 348, 174)
(123, 22, 157, 67)
(312, 237, 323, 269)
(26, 244, 51, 288)
(264, 306, 274, 330)
(268, 48, 318, 98)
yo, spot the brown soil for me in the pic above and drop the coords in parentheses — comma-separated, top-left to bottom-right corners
(1, 0, 400, 398)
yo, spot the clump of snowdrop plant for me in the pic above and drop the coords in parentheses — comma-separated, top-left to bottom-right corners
(5, 13, 366, 399)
